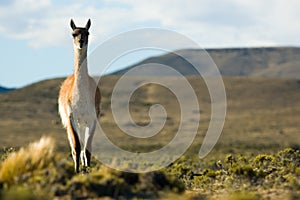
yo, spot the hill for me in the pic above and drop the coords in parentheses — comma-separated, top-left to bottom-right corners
(0, 76, 299, 156)
(113, 47, 300, 79)
(0, 86, 15, 94)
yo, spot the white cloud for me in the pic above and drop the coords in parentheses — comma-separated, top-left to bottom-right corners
(0, 0, 299, 48)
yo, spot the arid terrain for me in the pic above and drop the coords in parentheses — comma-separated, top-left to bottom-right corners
(0, 74, 299, 199)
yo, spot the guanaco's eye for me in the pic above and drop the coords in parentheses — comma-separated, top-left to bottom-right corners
(72, 33, 78, 37)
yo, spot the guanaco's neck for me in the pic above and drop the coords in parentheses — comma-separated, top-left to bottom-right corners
(72, 45, 90, 101)
(74, 46, 88, 82)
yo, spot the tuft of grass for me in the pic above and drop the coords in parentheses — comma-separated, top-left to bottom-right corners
(0, 136, 55, 185)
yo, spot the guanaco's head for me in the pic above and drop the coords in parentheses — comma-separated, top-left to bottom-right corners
(70, 19, 91, 49)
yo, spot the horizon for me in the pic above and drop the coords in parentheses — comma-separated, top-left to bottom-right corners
(1, 0, 300, 88)
(1, 45, 300, 89)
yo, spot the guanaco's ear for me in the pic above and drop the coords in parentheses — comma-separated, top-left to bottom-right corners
(70, 19, 76, 30)
(85, 19, 91, 30)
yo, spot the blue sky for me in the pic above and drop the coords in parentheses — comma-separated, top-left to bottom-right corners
(0, 0, 300, 88)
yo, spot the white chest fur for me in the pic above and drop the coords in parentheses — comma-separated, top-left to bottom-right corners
(71, 78, 96, 134)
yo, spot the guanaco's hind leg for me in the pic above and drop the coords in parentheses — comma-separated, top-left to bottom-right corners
(67, 118, 81, 173)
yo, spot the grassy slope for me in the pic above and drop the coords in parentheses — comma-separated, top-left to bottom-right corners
(0, 75, 299, 199)
(0, 75, 299, 156)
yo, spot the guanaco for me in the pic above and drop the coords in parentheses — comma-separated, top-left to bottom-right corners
(58, 19, 101, 173)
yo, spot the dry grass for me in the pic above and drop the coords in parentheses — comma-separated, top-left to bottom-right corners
(0, 136, 55, 185)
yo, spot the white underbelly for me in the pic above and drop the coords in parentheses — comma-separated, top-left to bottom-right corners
(71, 98, 96, 134)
